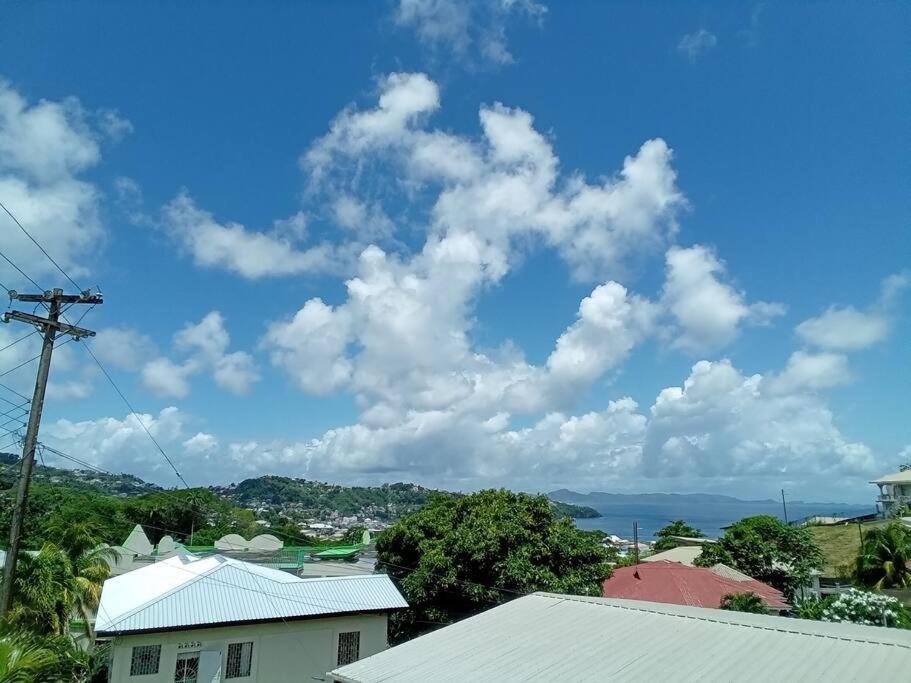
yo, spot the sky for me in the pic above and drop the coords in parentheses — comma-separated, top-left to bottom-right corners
(0, 0, 907, 503)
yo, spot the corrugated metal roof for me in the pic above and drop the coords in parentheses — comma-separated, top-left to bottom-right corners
(330, 593, 911, 682)
(602, 561, 789, 610)
(96, 553, 406, 635)
(871, 470, 911, 484)
(641, 545, 702, 565)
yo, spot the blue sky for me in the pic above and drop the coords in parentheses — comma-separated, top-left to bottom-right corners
(0, 1, 907, 502)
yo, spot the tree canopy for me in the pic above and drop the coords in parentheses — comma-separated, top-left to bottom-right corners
(653, 520, 704, 552)
(719, 592, 766, 614)
(376, 489, 613, 641)
(695, 515, 821, 600)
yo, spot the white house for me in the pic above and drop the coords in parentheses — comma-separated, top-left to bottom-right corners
(330, 593, 911, 682)
(96, 553, 407, 682)
(872, 467, 911, 516)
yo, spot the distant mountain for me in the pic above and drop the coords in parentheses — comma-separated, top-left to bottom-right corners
(0, 460, 160, 497)
(549, 489, 874, 539)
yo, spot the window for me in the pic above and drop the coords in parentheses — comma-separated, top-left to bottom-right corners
(174, 651, 199, 683)
(226, 641, 253, 678)
(337, 631, 360, 666)
(130, 645, 161, 676)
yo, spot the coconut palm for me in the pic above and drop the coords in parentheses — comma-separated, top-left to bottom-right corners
(855, 522, 911, 589)
(719, 591, 767, 614)
(0, 631, 59, 683)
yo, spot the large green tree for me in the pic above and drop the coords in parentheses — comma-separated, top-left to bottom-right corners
(855, 522, 911, 589)
(376, 489, 613, 641)
(695, 515, 821, 601)
(653, 520, 704, 552)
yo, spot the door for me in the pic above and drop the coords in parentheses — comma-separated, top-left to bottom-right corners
(198, 650, 223, 683)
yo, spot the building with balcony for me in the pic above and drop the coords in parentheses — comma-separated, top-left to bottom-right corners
(871, 467, 911, 517)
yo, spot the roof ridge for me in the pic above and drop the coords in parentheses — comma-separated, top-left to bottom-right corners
(100, 556, 227, 631)
(533, 593, 911, 649)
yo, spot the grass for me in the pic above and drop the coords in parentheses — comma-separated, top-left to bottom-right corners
(809, 520, 887, 576)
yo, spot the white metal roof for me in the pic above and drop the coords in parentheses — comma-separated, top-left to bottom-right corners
(641, 545, 702, 565)
(330, 593, 911, 682)
(96, 553, 406, 635)
(871, 470, 911, 485)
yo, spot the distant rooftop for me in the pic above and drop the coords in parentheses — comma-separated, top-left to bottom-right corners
(871, 470, 911, 485)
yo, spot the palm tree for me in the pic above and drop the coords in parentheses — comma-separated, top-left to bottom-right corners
(855, 522, 911, 589)
(0, 631, 59, 683)
(8, 545, 77, 637)
(719, 592, 767, 614)
(48, 522, 118, 643)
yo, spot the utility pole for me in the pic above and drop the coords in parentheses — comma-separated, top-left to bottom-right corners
(781, 489, 789, 524)
(0, 288, 101, 617)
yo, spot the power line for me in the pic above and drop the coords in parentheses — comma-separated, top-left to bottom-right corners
(0, 247, 42, 291)
(0, 336, 75, 378)
(0, 199, 81, 291)
(80, 344, 189, 488)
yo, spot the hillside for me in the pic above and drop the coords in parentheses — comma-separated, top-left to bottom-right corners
(213, 475, 600, 521)
(0, 456, 160, 497)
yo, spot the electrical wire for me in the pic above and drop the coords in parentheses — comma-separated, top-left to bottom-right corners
(0, 199, 82, 292)
(0, 247, 43, 292)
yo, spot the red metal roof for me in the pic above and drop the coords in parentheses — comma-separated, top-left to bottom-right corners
(602, 561, 789, 610)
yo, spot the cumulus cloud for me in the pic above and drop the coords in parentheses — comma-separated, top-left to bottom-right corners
(142, 312, 259, 397)
(161, 192, 344, 279)
(395, 0, 546, 66)
(0, 79, 114, 283)
(92, 327, 157, 371)
(796, 271, 909, 352)
(662, 245, 784, 352)
(677, 29, 717, 60)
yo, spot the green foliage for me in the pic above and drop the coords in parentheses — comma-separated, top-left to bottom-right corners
(341, 526, 367, 545)
(376, 489, 613, 642)
(695, 515, 822, 601)
(719, 592, 767, 614)
(549, 501, 601, 519)
(0, 630, 60, 682)
(854, 522, 911, 589)
(794, 595, 836, 621)
(652, 520, 703, 552)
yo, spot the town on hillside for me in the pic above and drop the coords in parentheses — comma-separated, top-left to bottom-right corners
(0, 1, 908, 681)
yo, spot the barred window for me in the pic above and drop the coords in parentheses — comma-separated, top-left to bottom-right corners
(173, 651, 199, 683)
(130, 644, 161, 676)
(226, 641, 253, 678)
(337, 631, 360, 666)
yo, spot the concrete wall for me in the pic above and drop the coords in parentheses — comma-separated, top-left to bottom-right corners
(107, 614, 388, 683)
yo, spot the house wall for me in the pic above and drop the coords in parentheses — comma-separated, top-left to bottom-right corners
(107, 613, 388, 683)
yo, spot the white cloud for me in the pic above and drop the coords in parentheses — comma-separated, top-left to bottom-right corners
(183, 432, 219, 455)
(643, 359, 874, 479)
(0, 80, 113, 283)
(92, 327, 157, 371)
(142, 312, 259, 397)
(662, 245, 784, 352)
(161, 192, 342, 279)
(395, 0, 546, 66)
(765, 350, 852, 395)
(96, 108, 133, 141)
(677, 29, 717, 60)
(796, 271, 909, 351)
(142, 357, 193, 399)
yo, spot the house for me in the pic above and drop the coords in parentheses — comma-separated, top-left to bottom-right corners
(602, 560, 789, 612)
(96, 553, 407, 682)
(329, 592, 911, 682)
(872, 466, 911, 517)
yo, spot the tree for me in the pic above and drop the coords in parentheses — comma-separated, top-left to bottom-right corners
(719, 592, 766, 614)
(377, 490, 613, 642)
(695, 515, 821, 601)
(653, 520, 703, 552)
(854, 522, 911, 589)
(0, 631, 59, 682)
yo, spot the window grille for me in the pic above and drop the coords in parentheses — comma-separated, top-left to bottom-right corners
(226, 641, 253, 678)
(174, 651, 199, 683)
(337, 631, 360, 666)
(130, 644, 161, 676)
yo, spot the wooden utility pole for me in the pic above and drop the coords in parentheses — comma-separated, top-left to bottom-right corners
(781, 489, 789, 524)
(0, 288, 102, 617)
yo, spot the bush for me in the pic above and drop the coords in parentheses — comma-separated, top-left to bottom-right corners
(817, 588, 910, 629)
